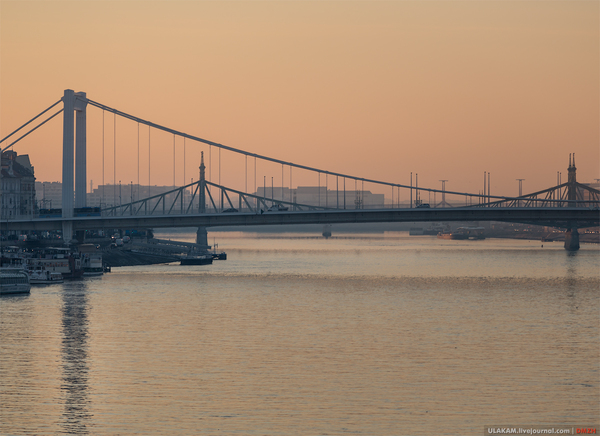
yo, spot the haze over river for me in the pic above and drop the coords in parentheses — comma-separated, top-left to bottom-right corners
(1, 232, 598, 435)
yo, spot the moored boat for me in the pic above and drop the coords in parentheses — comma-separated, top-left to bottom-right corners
(79, 244, 104, 276)
(0, 269, 31, 295)
(22, 247, 84, 279)
(180, 254, 213, 265)
(437, 227, 486, 240)
(27, 269, 64, 284)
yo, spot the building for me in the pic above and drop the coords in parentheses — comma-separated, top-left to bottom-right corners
(35, 181, 62, 209)
(86, 184, 180, 208)
(1, 151, 37, 219)
(36, 182, 183, 210)
(255, 186, 385, 209)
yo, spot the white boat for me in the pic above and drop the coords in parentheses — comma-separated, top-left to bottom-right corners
(79, 244, 104, 276)
(0, 269, 31, 295)
(23, 248, 84, 279)
(27, 269, 64, 285)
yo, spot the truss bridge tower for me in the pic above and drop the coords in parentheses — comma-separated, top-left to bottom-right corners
(565, 153, 580, 251)
(567, 153, 577, 201)
(196, 152, 208, 248)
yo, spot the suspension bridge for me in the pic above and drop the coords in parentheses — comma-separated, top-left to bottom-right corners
(1, 89, 598, 250)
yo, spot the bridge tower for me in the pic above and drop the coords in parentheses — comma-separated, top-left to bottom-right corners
(199, 151, 206, 214)
(61, 89, 75, 243)
(565, 153, 580, 251)
(74, 92, 87, 208)
(196, 152, 208, 248)
(61, 89, 88, 244)
(567, 153, 577, 200)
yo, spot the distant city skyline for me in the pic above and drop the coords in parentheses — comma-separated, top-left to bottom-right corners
(1, 1, 598, 198)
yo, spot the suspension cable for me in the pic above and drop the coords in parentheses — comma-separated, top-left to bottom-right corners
(0, 99, 61, 145)
(86, 98, 513, 200)
(1, 109, 63, 153)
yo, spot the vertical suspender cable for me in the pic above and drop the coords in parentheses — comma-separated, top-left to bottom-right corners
(102, 111, 105, 208)
(318, 172, 320, 207)
(362, 180, 364, 209)
(148, 126, 151, 198)
(173, 134, 176, 187)
(113, 113, 116, 207)
(137, 122, 140, 202)
(326, 174, 328, 208)
(336, 176, 339, 209)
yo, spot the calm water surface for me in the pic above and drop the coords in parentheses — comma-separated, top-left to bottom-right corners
(1, 232, 598, 435)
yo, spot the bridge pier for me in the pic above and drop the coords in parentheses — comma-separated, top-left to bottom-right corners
(62, 222, 73, 245)
(75, 230, 85, 244)
(564, 228, 580, 251)
(196, 226, 209, 248)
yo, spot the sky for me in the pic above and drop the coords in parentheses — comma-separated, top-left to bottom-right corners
(0, 0, 598, 201)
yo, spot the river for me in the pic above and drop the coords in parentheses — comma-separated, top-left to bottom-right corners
(1, 232, 598, 435)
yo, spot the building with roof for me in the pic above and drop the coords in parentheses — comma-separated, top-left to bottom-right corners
(1, 151, 37, 219)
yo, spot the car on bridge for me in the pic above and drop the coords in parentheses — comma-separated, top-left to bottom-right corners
(222, 208, 238, 213)
(268, 204, 289, 212)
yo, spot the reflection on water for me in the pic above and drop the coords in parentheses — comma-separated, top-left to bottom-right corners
(1, 234, 598, 435)
(60, 281, 92, 434)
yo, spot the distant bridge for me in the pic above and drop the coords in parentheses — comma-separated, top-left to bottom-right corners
(1, 89, 598, 250)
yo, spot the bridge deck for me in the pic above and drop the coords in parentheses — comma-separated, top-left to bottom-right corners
(2, 207, 598, 231)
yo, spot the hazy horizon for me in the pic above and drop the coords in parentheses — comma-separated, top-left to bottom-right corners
(1, 1, 598, 200)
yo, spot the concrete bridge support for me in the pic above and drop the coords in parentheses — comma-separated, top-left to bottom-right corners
(75, 92, 87, 208)
(61, 89, 75, 243)
(564, 228, 580, 251)
(196, 227, 208, 248)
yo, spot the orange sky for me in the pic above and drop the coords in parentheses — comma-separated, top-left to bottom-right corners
(0, 1, 598, 200)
